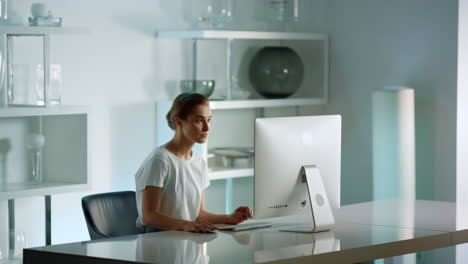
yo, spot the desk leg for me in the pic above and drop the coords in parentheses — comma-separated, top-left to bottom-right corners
(45, 195, 51, 245)
(8, 199, 14, 259)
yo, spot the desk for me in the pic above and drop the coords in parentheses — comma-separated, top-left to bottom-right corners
(23, 200, 468, 264)
(336, 199, 468, 244)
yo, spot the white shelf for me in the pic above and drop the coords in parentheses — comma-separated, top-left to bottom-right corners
(209, 168, 253, 181)
(0, 25, 89, 35)
(155, 30, 327, 40)
(0, 105, 88, 117)
(0, 107, 89, 200)
(209, 98, 326, 110)
(0, 182, 89, 200)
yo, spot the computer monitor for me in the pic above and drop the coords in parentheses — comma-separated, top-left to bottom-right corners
(254, 115, 341, 232)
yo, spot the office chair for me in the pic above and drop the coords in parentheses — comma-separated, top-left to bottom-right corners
(81, 191, 143, 240)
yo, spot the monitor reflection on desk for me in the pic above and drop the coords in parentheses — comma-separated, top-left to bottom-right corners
(136, 233, 216, 264)
(254, 231, 340, 263)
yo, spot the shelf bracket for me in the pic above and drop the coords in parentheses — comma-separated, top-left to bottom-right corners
(0, 33, 7, 107)
(45, 195, 51, 245)
(226, 39, 232, 100)
(43, 34, 50, 106)
(8, 199, 14, 259)
(192, 39, 197, 82)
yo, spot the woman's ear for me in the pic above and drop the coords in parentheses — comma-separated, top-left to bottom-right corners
(173, 117, 182, 128)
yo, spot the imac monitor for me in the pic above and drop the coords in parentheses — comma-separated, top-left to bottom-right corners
(254, 115, 341, 232)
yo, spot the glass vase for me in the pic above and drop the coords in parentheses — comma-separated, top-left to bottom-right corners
(29, 150, 42, 184)
(25, 133, 45, 184)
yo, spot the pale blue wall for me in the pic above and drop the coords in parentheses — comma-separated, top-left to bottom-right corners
(322, 0, 458, 204)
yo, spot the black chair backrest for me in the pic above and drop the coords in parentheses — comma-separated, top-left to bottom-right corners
(81, 191, 142, 240)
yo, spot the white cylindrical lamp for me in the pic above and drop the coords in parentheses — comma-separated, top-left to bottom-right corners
(372, 86, 415, 200)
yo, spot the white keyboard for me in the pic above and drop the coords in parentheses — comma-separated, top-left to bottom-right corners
(216, 222, 272, 232)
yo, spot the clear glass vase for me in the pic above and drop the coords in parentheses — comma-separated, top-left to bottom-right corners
(25, 133, 45, 184)
(253, 0, 301, 31)
(29, 150, 42, 184)
(36, 64, 62, 106)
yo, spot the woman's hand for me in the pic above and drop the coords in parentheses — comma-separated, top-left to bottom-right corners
(226, 206, 253, 225)
(183, 219, 217, 233)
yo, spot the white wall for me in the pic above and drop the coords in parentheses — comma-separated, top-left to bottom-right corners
(0, 0, 459, 249)
(321, 0, 458, 204)
(458, 0, 468, 204)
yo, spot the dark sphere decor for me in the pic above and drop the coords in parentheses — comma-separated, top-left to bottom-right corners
(249, 46, 304, 99)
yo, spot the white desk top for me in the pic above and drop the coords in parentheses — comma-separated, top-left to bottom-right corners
(25, 200, 464, 264)
(336, 199, 468, 244)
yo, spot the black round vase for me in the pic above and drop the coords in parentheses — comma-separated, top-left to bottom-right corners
(249, 46, 304, 99)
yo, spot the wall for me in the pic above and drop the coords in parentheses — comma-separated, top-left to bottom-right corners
(457, 5, 468, 264)
(458, 0, 468, 204)
(458, 9, 468, 264)
(0, 0, 459, 250)
(320, 0, 458, 204)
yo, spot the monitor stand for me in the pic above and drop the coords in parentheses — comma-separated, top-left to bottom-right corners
(279, 165, 335, 233)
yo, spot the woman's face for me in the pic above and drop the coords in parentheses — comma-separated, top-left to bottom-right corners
(177, 103, 212, 144)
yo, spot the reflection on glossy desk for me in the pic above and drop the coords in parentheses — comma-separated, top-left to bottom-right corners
(369, 242, 468, 264)
(24, 214, 451, 264)
(336, 199, 468, 244)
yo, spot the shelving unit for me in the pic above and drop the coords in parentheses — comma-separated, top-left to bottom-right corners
(0, 25, 89, 107)
(155, 30, 329, 103)
(155, 30, 327, 40)
(156, 30, 328, 178)
(155, 30, 329, 213)
(0, 106, 89, 190)
(0, 26, 89, 256)
(0, 106, 89, 250)
(208, 168, 253, 181)
(0, 105, 90, 117)
(0, 25, 90, 35)
(0, 182, 88, 200)
(209, 97, 326, 110)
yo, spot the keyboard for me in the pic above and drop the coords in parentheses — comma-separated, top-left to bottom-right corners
(216, 222, 272, 232)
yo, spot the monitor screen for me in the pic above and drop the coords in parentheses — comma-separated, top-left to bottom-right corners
(254, 115, 341, 219)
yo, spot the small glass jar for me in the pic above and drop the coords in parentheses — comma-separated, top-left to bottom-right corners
(49, 64, 62, 105)
(36, 64, 62, 105)
(195, 0, 233, 28)
(268, 0, 299, 22)
(254, 0, 301, 30)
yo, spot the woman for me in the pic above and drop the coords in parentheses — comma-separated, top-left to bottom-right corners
(135, 93, 252, 233)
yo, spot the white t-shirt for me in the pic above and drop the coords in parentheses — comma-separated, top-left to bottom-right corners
(135, 145, 210, 228)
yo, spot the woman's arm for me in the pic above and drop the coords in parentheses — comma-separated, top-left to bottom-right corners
(197, 192, 252, 225)
(142, 186, 216, 232)
(197, 192, 229, 224)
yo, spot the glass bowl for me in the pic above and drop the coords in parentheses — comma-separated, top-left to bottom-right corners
(180, 80, 215, 97)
